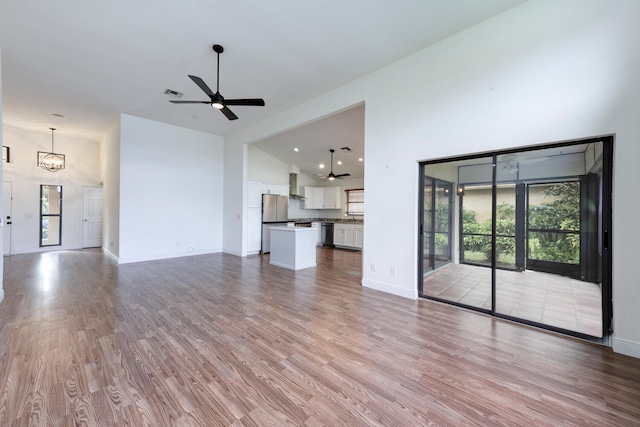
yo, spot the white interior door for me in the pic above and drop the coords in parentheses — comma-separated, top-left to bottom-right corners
(83, 187, 103, 248)
(3, 182, 12, 255)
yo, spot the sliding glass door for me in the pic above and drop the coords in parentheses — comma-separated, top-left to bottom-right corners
(419, 137, 612, 340)
(421, 176, 453, 273)
(420, 162, 492, 311)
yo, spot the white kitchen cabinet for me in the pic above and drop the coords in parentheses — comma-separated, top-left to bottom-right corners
(303, 187, 314, 209)
(262, 184, 289, 196)
(334, 224, 346, 246)
(303, 186, 315, 209)
(344, 227, 357, 247)
(333, 223, 363, 250)
(323, 186, 342, 209)
(312, 221, 322, 245)
(355, 224, 364, 249)
(303, 186, 341, 209)
(303, 186, 325, 209)
(248, 181, 263, 208)
(312, 187, 325, 209)
(247, 207, 262, 254)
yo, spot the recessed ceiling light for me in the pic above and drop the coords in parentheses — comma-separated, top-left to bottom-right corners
(337, 160, 342, 165)
(293, 147, 299, 152)
(319, 163, 325, 169)
(358, 157, 364, 162)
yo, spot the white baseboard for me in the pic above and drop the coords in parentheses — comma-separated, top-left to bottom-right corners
(102, 247, 119, 263)
(117, 248, 221, 265)
(612, 336, 640, 359)
(223, 249, 243, 257)
(362, 278, 417, 299)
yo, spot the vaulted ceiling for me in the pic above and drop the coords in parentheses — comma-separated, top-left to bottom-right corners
(0, 0, 526, 171)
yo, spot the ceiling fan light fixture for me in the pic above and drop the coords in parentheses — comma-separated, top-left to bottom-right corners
(169, 44, 265, 121)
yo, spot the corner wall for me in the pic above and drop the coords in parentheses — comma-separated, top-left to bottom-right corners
(101, 118, 121, 260)
(118, 114, 224, 263)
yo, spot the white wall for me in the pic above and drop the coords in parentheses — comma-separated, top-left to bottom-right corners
(223, 141, 246, 256)
(118, 114, 224, 263)
(0, 48, 3, 303)
(225, 1, 640, 357)
(247, 145, 290, 185)
(2, 125, 101, 254)
(101, 118, 121, 260)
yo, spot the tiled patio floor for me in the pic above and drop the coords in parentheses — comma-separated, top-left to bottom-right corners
(423, 263, 602, 337)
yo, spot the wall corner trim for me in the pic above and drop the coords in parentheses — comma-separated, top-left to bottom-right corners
(102, 248, 119, 264)
(223, 249, 243, 257)
(612, 336, 640, 359)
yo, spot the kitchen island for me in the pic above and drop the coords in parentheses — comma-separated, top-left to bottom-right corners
(269, 226, 317, 270)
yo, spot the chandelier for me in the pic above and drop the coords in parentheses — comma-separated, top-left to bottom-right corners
(38, 128, 65, 172)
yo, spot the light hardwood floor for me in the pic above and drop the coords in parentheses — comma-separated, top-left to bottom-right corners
(1, 248, 639, 426)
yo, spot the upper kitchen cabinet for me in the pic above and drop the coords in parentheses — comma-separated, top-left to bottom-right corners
(248, 181, 263, 208)
(323, 186, 341, 209)
(262, 184, 289, 197)
(304, 186, 341, 209)
(303, 186, 324, 209)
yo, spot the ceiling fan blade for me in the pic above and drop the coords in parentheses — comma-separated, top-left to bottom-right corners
(334, 173, 351, 178)
(223, 98, 266, 107)
(169, 100, 210, 104)
(220, 106, 238, 121)
(188, 75, 216, 98)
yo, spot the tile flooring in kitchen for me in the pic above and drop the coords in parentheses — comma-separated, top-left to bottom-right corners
(423, 263, 603, 337)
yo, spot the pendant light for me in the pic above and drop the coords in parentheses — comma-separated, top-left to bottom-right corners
(38, 128, 65, 172)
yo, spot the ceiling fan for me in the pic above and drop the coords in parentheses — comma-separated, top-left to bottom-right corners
(323, 149, 351, 180)
(170, 44, 265, 120)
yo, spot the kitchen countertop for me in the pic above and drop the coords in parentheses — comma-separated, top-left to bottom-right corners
(289, 218, 364, 224)
(269, 225, 317, 231)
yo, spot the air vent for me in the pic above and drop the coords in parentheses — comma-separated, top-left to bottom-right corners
(164, 89, 183, 98)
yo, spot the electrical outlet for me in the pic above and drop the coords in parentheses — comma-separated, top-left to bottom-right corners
(371, 263, 376, 272)
(390, 267, 396, 276)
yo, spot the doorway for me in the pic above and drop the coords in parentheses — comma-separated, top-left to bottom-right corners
(82, 187, 103, 248)
(419, 137, 612, 341)
(421, 176, 453, 274)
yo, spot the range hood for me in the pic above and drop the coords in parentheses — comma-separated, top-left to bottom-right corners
(289, 173, 306, 200)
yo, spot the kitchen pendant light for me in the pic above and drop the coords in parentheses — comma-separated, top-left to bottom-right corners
(38, 128, 66, 172)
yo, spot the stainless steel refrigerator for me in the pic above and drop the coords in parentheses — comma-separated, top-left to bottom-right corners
(261, 194, 289, 253)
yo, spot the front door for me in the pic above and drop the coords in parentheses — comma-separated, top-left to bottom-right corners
(3, 182, 12, 255)
(82, 187, 103, 248)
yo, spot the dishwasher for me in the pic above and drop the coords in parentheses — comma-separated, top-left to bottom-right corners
(321, 222, 334, 247)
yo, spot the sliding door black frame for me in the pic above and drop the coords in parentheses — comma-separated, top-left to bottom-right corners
(418, 135, 614, 344)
